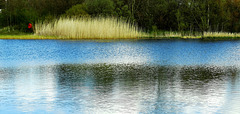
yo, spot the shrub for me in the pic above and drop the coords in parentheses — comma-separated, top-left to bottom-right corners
(64, 4, 89, 17)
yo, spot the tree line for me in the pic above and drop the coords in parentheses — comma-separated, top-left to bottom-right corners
(0, 0, 240, 33)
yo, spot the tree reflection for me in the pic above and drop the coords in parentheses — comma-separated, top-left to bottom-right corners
(53, 64, 239, 113)
(179, 66, 238, 90)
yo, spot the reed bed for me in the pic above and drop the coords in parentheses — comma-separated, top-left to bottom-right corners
(35, 17, 145, 39)
(204, 32, 240, 38)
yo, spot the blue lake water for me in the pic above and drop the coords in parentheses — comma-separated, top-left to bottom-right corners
(0, 39, 240, 113)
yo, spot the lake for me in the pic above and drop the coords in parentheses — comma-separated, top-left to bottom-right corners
(0, 39, 240, 113)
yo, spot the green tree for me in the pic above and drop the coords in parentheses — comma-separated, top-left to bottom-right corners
(226, 0, 240, 32)
(177, 0, 195, 33)
(0, 0, 5, 9)
(113, 0, 132, 21)
(187, 0, 209, 36)
(152, 0, 168, 30)
(176, 9, 185, 32)
(30, 0, 84, 18)
(65, 4, 89, 17)
(0, 0, 38, 31)
(85, 0, 115, 16)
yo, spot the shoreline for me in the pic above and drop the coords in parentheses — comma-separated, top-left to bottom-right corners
(1, 35, 240, 40)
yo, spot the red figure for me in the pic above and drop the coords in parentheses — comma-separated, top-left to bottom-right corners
(28, 23, 32, 29)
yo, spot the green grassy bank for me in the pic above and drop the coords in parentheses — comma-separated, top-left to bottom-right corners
(0, 35, 56, 40)
(1, 32, 240, 40)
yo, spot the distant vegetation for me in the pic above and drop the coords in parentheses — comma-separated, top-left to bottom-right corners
(148, 31, 240, 40)
(35, 17, 145, 39)
(0, 0, 240, 38)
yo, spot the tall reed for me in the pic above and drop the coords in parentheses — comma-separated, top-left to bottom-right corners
(35, 17, 145, 39)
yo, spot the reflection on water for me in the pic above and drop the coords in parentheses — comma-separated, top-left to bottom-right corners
(0, 66, 58, 113)
(0, 39, 240, 113)
(0, 64, 240, 113)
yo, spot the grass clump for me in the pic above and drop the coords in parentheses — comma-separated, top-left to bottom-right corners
(35, 17, 145, 39)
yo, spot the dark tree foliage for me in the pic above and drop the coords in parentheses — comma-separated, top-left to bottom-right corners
(0, 0, 240, 33)
(64, 4, 89, 17)
(85, 0, 115, 16)
(0, 0, 5, 9)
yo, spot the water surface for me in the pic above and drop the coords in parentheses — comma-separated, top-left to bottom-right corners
(0, 39, 240, 113)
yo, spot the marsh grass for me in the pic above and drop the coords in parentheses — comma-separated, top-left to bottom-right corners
(35, 17, 146, 39)
(150, 31, 240, 39)
(203, 32, 240, 38)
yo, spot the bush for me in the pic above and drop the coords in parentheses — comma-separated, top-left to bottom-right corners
(0, 8, 38, 32)
(14, 9, 38, 32)
(64, 4, 89, 17)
